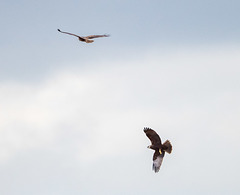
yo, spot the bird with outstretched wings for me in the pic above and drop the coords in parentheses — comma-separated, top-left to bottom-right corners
(57, 29, 110, 43)
(144, 127, 172, 172)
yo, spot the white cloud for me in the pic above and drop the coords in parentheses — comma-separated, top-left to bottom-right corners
(0, 46, 240, 167)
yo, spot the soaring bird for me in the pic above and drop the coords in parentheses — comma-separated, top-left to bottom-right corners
(143, 127, 172, 172)
(57, 29, 110, 43)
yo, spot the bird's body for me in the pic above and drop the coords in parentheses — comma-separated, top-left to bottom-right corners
(57, 29, 109, 43)
(143, 127, 172, 172)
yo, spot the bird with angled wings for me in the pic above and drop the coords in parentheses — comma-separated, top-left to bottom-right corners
(57, 29, 110, 43)
(144, 127, 172, 172)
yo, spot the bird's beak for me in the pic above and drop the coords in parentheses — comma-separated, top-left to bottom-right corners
(147, 146, 150, 149)
(159, 149, 162, 154)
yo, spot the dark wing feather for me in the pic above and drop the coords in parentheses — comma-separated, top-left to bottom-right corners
(143, 127, 162, 146)
(57, 29, 85, 41)
(85, 34, 110, 39)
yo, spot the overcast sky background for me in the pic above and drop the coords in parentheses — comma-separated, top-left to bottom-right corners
(1, 0, 240, 194)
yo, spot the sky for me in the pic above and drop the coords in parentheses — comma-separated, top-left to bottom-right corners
(0, 0, 240, 194)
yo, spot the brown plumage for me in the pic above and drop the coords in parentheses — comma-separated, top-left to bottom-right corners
(143, 127, 172, 172)
(57, 29, 110, 43)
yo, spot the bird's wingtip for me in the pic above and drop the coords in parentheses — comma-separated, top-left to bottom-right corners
(143, 127, 150, 132)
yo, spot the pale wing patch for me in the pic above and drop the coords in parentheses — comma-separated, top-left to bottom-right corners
(152, 156, 163, 173)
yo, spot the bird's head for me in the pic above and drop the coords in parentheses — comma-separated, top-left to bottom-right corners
(147, 145, 154, 149)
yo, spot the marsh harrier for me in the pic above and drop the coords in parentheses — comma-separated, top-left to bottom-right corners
(144, 127, 172, 172)
(57, 29, 110, 43)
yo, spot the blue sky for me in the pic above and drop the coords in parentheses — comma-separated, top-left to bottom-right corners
(0, 1, 240, 195)
(1, 0, 240, 81)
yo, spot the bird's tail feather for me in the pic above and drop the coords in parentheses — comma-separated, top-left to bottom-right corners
(163, 140, 172, 154)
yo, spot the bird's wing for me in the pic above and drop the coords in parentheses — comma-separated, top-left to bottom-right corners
(152, 150, 165, 172)
(85, 34, 110, 39)
(143, 127, 162, 146)
(57, 29, 85, 41)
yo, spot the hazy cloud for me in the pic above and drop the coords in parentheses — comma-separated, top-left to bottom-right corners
(0, 46, 240, 194)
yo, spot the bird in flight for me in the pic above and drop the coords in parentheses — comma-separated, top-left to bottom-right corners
(57, 29, 110, 43)
(143, 127, 172, 172)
